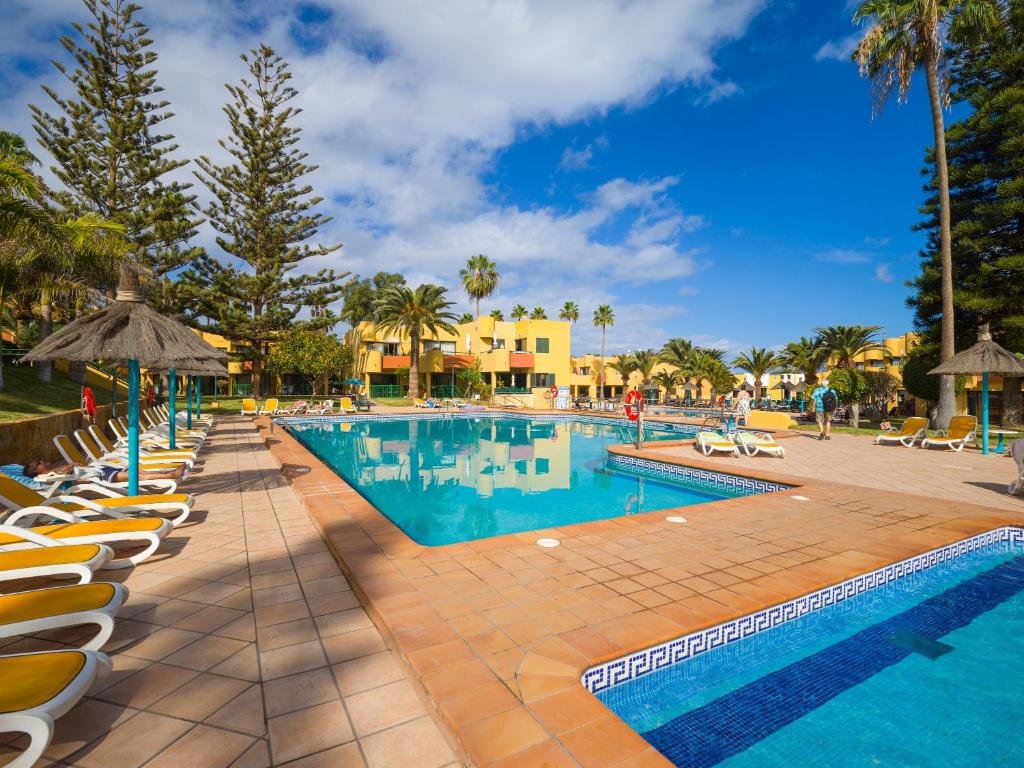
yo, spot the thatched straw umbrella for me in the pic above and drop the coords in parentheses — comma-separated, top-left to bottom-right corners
(929, 323, 1024, 454)
(23, 266, 225, 491)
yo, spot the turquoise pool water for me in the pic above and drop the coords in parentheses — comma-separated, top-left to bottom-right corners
(599, 540, 1024, 767)
(286, 415, 752, 545)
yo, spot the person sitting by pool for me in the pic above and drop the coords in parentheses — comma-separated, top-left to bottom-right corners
(24, 459, 185, 484)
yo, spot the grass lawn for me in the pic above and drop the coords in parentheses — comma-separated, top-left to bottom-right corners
(0, 364, 100, 422)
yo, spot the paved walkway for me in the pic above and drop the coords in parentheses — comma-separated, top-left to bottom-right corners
(0, 419, 461, 768)
(654, 429, 1022, 511)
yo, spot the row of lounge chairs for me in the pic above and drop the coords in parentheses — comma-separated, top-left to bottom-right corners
(241, 396, 373, 416)
(695, 430, 786, 458)
(0, 405, 213, 766)
(874, 415, 978, 451)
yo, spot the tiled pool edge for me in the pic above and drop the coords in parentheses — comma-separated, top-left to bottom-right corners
(583, 525, 1024, 694)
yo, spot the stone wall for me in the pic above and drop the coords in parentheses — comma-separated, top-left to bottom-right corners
(0, 401, 140, 465)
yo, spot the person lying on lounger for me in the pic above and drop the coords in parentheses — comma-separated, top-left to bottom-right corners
(23, 459, 186, 484)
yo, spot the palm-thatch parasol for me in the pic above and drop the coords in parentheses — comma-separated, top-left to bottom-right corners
(929, 323, 1024, 454)
(23, 265, 225, 491)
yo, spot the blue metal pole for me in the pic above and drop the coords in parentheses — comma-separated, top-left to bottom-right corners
(186, 375, 193, 430)
(982, 372, 990, 455)
(168, 368, 177, 449)
(128, 360, 140, 495)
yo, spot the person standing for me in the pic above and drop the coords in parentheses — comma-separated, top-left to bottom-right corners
(736, 389, 752, 426)
(812, 379, 838, 440)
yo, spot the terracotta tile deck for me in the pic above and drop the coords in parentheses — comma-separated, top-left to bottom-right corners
(258, 412, 1023, 767)
(0, 418, 461, 768)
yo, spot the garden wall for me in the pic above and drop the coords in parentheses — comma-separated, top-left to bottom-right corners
(0, 400, 140, 465)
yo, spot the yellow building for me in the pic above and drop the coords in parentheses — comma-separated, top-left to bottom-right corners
(346, 316, 571, 404)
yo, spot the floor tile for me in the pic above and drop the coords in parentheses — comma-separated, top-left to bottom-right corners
(267, 701, 355, 764)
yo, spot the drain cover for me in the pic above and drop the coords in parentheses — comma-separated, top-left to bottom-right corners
(889, 630, 953, 660)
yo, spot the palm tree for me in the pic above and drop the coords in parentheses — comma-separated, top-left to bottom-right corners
(685, 348, 719, 401)
(652, 369, 679, 402)
(631, 349, 659, 390)
(607, 354, 637, 391)
(660, 337, 693, 369)
(458, 311, 474, 324)
(459, 254, 499, 319)
(698, 346, 728, 364)
(593, 304, 614, 401)
(529, 306, 547, 320)
(779, 336, 830, 386)
(559, 301, 579, 324)
(706, 361, 737, 399)
(853, 0, 1002, 427)
(375, 284, 459, 399)
(489, 309, 504, 321)
(510, 304, 527, 321)
(816, 324, 884, 427)
(731, 347, 782, 402)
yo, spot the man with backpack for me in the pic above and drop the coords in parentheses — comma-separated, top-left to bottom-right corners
(812, 379, 839, 441)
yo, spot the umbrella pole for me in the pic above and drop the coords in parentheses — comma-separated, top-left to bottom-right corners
(169, 368, 177, 449)
(128, 360, 140, 496)
(982, 372, 990, 455)
(186, 375, 193, 430)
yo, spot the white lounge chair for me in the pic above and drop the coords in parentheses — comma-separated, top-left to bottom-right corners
(0, 649, 112, 768)
(0, 517, 171, 569)
(0, 543, 113, 586)
(875, 417, 929, 447)
(735, 431, 786, 458)
(1009, 440, 1024, 497)
(696, 431, 739, 457)
(240, 397, 258, 416)
(921, 416, 977, 452)
(258, 398, 280, 415)
(0, 582, 127, 651)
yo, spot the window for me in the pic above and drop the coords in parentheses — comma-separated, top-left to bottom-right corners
(532, 373, 555, 388)
(535, 458, 550, 475)
(890, 356, 903, 366)
(515, 338, 527, 352)
(577, 366, 590, 376)
(492, 338, 506, 350)
(535, 338, 549, 353)
(422, 341, 456, 353)
(367, 342, 400, 355)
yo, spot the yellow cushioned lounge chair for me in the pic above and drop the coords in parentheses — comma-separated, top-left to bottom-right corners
(72, 430, 194, 469)
(0, 474, 193, 530)
(48, 435, 180, 496)
(258, 398, 280, 415)
(339, 397, 357, 414)
(240, 398, 258, 416)
(735, 431, 786, 458)
(921, 415, 977, 452)
(0, 583, 127, 651)
(111, 417, 202, 451)
(0, 649, 112, 768)
(696, 431, 740, 457)
(87, 426, 194, 476)
(874, 416, 929, 447)
(0, 544, 112, 586)
(0, 517, 172, 569)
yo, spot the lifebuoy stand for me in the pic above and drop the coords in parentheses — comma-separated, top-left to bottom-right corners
(624, 390, 644, 449)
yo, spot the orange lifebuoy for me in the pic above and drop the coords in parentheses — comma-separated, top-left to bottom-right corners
(81, 387, 96, 419)
(624, 389, 644, 421)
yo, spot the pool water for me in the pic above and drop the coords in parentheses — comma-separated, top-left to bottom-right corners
(286, 415, 749, 545)
(598, 540, 1024, 767)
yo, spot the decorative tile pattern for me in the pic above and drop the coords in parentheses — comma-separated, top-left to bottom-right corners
(583, 526, 1024, 694)
(608, 455, 790, 496)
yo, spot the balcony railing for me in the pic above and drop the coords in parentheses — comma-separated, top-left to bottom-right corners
(494, 386, 531, 394)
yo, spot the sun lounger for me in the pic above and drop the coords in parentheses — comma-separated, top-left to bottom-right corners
(0, 474, 193, 530)
(1009, 440, 1024, 496)
(0, 543, 112, 586)
(51, 435, 181, 495)
(874, 417, 929, 447)
(696, 431, 739, 457)
(0, 649, 112, 768)
(258, 398, 280, 415)
(339, 397, 357, 414)
(72, 430, 194, 469)
(921, 415, 977, 452)
(0, 582, 127, 651)
(356, 395, 372, 412)
(735, 431, 786, 458)
(240, 397, 257, 416)
(279, 400, 307, 415)
(0, 513, 172, 569)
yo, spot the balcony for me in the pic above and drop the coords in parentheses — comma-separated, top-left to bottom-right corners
(509, 352, 534, 368)
(382, 355, 411, 369)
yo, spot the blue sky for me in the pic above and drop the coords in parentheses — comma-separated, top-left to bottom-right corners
(2, 0, 945, 355)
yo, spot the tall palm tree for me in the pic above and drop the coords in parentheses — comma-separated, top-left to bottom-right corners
(607, 354, 637, 391)
(593, 304, 614, 401)
(685, 349, 719, 401)
(489, 309, 504, 321)
(375, 284, 459, 399)
(559, 301, 579, 324)
(660, 337, 693, 369)
(853, 0, 1002, 427)
(510, 304, 527, 321)
(731, 347, 782, 402)
(459, 254, 499, 319)
(779, 336, 830, 386)
(698, 346, 728, 364)
(651, 370, 679, 402)
(529, 306, 547, 320)
(631, 349, 659, 389)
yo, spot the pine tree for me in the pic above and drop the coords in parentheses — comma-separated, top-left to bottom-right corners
(186, 45, 348, 397)
(30, 0, 202, 311)
(910, 1, 1023, 425)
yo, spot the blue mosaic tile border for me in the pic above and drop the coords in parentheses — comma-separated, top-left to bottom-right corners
(582, 526, 1024, 695)
(608, 455, 790, 496)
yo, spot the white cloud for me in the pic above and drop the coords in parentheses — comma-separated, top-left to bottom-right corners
(874, 263, 894, 283)
(813, 247, 872, 264)
(2, 0, 766, 341)
(864, 235, 891, 247)
(698, 79, 740, 105)
(814, 32, 860, 62)
(559, 145, 594, 171)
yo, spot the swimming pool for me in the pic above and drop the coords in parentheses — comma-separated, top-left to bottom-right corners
(284, 414, 783, 546)
(596, 531, 1024, 767)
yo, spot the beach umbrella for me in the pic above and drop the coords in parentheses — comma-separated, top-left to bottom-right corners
(22, 265, 225, 492)
(929, 323, 1024, 455)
